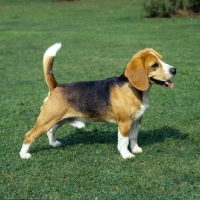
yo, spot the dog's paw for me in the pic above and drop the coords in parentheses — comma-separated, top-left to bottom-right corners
(50, 140, 62, 147)
(119, 150, 135, 159)
(19, 152, 31, 159)
(132, 145, 143, 154)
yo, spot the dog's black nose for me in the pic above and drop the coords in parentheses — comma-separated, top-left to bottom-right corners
(170, 68, 176, 75)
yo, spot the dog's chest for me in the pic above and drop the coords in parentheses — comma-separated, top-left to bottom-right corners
(135, 89, 150, 120)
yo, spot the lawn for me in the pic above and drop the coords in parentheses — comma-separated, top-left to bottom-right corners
(0, 0, 200, 199)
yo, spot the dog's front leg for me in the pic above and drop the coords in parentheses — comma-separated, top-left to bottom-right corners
(129, 120, 143, 154)
(117, 122, 135, 159)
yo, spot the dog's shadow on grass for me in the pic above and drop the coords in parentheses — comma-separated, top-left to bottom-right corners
(32, 125, 188, 154)
(59, 125, 188, 147)
(139, 126, 188, 146)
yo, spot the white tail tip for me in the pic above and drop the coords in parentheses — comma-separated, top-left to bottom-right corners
(44, 43, 62, 57)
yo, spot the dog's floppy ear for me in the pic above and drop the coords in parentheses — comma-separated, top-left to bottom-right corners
(124, 57, 149, 91)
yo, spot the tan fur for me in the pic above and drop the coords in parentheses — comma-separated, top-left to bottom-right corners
(43, 56, 57, 90)
(110, 84, 142, 137)
(20, 45, 176, 159)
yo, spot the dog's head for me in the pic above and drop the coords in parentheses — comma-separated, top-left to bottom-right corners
(124, 48, 176, 91)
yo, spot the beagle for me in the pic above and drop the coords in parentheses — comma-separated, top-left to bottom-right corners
(19, 43, 176, 159)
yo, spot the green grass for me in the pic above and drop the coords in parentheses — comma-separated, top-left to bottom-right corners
(1, 0, 200, 199)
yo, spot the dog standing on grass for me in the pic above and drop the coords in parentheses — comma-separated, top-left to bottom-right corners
(19, 43, 176, 159)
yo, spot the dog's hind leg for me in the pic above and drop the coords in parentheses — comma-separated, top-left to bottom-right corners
(19, 102, 64, 159)
(47, 120, 66, 147)
(19, 119, 60, 159)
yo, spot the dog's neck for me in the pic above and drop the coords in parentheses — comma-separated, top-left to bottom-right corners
(142, 85, 151, 104)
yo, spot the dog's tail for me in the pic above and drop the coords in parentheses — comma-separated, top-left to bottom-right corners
(43, 43, 62, 91)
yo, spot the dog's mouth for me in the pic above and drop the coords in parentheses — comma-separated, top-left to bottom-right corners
(150, 77, 174, 88)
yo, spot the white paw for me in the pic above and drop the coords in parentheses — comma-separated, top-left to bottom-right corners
(132, 145, 143, 154)
(19, 153, 32, 159)
(50, 140, 62, 147)
(119, 150, 135, 159)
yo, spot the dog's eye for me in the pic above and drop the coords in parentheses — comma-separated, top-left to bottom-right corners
(151, 63, 159, 69)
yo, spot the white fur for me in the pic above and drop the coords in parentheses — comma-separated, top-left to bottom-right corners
(44, 43, 62, 57)
(129, 88, 150, 154)
(43, 92, 50, 103)
(117, 128, 135, 159)
(117, 88, 151, 159)
(150, 52, 173, 78)
(129, 122, 142, 153)
(19, 144, 31, 159)
(47, 119, 85, 147)
(41, 92, 50, 110)
(69, 120, 85, 129)
(159, 59, 174, 79)
(107, 119, 117, 124)
(47, 124, 62, 147)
